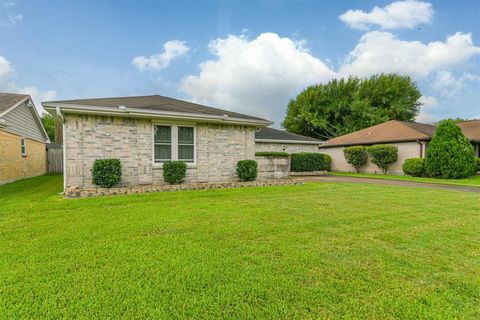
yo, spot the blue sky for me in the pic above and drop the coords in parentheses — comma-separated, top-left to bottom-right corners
(0, 0, 479, 126)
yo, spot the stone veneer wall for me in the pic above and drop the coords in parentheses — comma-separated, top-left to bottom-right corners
(63, 114, 256, 188)
(255, 142, 320, 154)
(255, 156, 290, 180)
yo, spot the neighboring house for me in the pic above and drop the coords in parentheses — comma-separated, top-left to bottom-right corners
(0, 93, 50, 184)
(254, 127, 323, 153)
(320, 120, 480, 174)
(42, 95, 272, 190)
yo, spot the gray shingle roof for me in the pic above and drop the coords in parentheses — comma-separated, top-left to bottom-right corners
(44, 95, 270, 123)
(255, 127, 322, 143)
(0, 93, 29, 115)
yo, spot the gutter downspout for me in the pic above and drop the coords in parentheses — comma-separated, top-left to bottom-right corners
(416, 140, 424, 158)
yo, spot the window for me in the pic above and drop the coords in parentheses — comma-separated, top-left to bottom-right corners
(21, 139, 27, 156)
(153, 125, 195, 163)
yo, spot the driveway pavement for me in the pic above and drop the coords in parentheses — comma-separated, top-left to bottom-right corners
(301, 175, 480, 193)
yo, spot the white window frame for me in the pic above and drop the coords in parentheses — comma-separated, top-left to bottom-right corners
(21, 138, 27, 157)
(152, 123, 196, 166)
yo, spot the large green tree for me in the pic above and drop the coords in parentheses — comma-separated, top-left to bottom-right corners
(41, 114, 55, 142)
(282, 74, 422, 139)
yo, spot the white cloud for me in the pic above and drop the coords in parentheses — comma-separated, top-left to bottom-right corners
(339, 0, 433, 30)
(339, 31, 480, 78)
(180, 32, 338, 122)
(418, 95, 438, 108)
(416, 111, 437, 123)
(0, 56, 57, 113)
(432, 71, 480, 98)
(0, 1, 23, 26)
(132, 40, 189, 71)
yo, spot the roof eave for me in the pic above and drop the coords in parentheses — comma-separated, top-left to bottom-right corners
(255, 138, 322, 145)
(319, 138, 431, 148)
(42, 103, 273, 127)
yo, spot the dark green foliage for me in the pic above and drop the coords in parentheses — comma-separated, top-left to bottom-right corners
(163, 161, 187, 184)
(290, 153, 332, 172)
(343, 146, 368, 172)
(41, 114, 55, 141)
(425, 120, 476, 179)
(282, 74, 421, 139)
(236, 160, 258, 181)
(402, 158, 425, 177)
(92, 159, 122, 188)
(368, 145, 398, 174)
(255, 151, 290, 157)
(476, 158, 480, 173)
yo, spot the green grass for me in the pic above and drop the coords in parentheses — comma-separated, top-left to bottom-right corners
(1, 175, 479, 319)
(331, 171, 480, 187)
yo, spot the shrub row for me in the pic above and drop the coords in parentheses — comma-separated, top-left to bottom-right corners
(255, 151, 290, 157)
(343, 145, 398, 174)
(290, 153, 331, 172)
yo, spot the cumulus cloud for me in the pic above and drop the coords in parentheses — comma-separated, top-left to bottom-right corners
(432, 71, 480, 98)
(418, 95, 438, 108)
(416, 95, 438, 123)
(132, 40, 189, 71)
(180, 32, 338, 122)
(0, 1, 23, 26)
(339, 31, 480, 78)
(339, 0, 433, 30)
(0, 56, 57, 113)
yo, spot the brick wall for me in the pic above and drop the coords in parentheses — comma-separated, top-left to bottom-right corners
(63, 114, 256, 188)
(0, 130, 46, 184)
(255, 156, 290, 180)
(255, 142, 320, 153)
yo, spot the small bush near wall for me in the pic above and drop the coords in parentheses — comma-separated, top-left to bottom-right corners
(402, 158, 425, 177)
(343, 146, 368, 172)
(255, 151, 290, 157)
(163, 161, 187, 184)
(291, 153, 331, 172)
(92, 158, 122, 188)
(476, 157, 480, 173)
(368, 145, 398, 174)
(236, 160, 258, 181)
(425, 120, 476, 179)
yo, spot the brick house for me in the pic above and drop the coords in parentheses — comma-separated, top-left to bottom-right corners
(43, 95, 276, 190)
(0, 93, 50, 184)
(320, 120, 480, 174)
(254, 127, 323, 153)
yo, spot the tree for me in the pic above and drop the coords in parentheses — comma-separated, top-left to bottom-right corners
(282, 74, 422, 140)
(425, 120, 476, 179)
(368, 145, 398, 174)
(41, 114, 55, 142)
(343, 146, 368, 173)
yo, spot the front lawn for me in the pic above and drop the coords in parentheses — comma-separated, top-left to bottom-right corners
(1, 175, 479, 319)
(331, 171, 480, 187)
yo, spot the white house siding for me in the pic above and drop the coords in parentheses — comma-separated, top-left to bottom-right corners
(320, 142, 426, 175)
(255, 142, 319, 153)
(1, 101, 46, 142)
(63, 114, 256, 188)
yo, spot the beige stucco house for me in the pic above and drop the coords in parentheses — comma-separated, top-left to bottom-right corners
(320, 120, 480, 174)
(43, 95, 276, 190)
(0, 93, 50, 184)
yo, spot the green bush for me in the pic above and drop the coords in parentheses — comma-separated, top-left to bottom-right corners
(163, 161, 187, 184)
(476, 157, 480, 173)
(92, 158, 122, 188)
(425, 120, 476, 179)
(290, 153, 331, 172)
(236, 160, 258, 181)
(368, 145, 398, 174)
(255, 151, 290, 157)
(402, 158, 425, 177)
(343, 146, 368, 172)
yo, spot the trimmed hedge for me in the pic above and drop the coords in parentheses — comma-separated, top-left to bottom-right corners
(255, 151, 290, 157)
(343, 146, 368, 173)
(92, 158, 122, 188)
(236, 160, 258, 181)
(425, 120, 476, 179)
(476, 157, 480, 173)
(402, 158, 425, 177)
(163, 161, 187, 184)
(368, 145, 398, 174)
(290, 153, 331, 172)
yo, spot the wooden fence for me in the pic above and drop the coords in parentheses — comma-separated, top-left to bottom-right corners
(47, 148, 63, 173)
